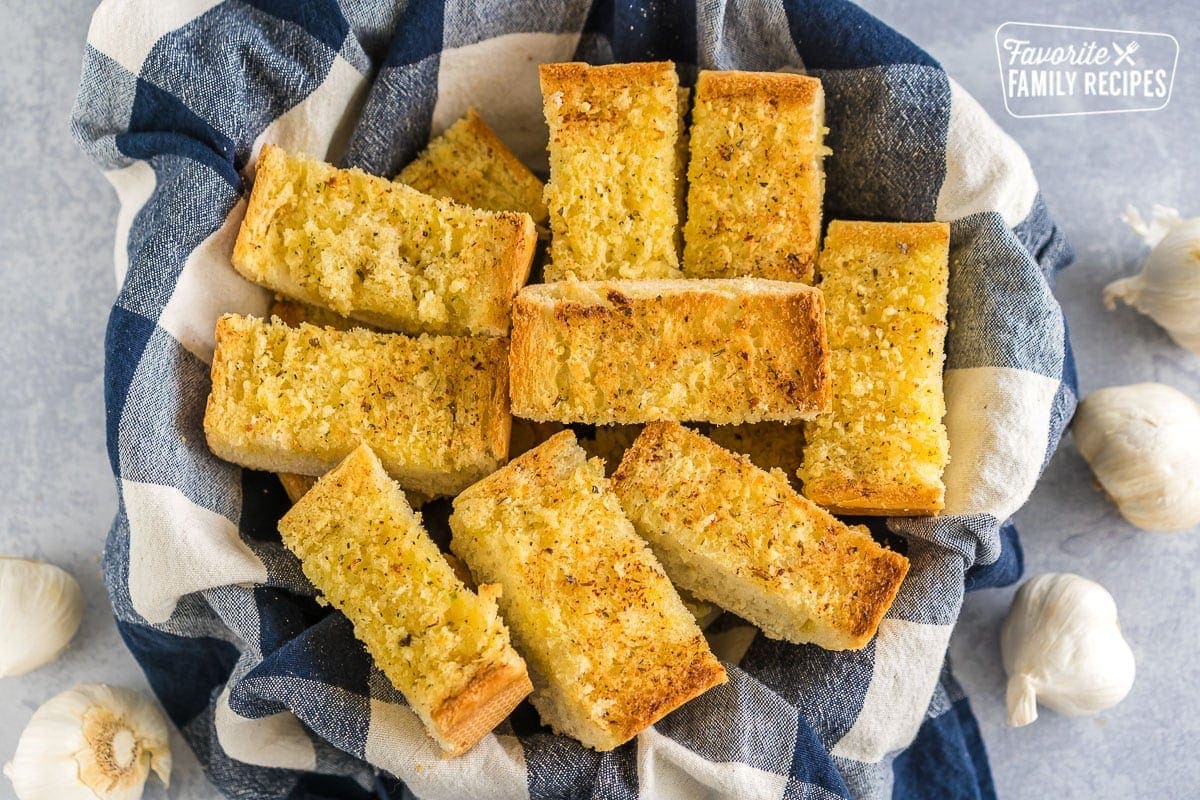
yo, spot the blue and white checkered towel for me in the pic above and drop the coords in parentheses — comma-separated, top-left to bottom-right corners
(71, 1, 1075, 798)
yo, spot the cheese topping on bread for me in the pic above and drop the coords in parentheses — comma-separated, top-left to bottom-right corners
(683, 70, 829, 282)
(266, 299, 431, 508)
(799, 220, 951, 515)
(509, 278, 831, 424)
(449, 431, 727, 751)
(613, 423, 909, 650)
(204, 314, 510, 497)
(279, 444, 531, 755)
(232, 144, 535, 336)
(539, 62, 684, 280)
(396, 108, 548, 226)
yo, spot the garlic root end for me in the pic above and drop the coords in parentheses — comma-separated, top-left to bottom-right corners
(1006, 674, 1039, 727)
(1122, 205, 1149, 239)
(1102, 277, 1139, 311)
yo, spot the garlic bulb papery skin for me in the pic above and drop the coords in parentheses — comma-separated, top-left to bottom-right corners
(1104, 204, 1200, 355)
(4, 684, 172, 800)
(0, 557, 84, 676)
(1073, 383, 1200, 532)
(1001, 573, 1135, 727)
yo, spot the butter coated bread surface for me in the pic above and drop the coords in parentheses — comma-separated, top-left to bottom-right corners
(683, 71, 828, 282)
(267, 299, 431, 508)
(540, 62, 684, 281)
(278, 445, 531, 755)
(396, 108, 548, 226)
(203, 314, 510, 497)
(268, 297, 355, 504)
(798, 220, 950, 515)
(449, 431, 726, 750)
(612, 423, 909, 650)
(509, 278, 830, 424)
(232, 144, 535, 336)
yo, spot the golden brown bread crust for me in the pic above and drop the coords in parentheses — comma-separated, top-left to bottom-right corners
(431, 635, 534, 757)
(846, 552, 909, 645)
(449, 431, 727, 750)
(231, 145, 280, 275)
(800, 220, 950, 516)
(509, 279, 830, 424)
(682, 70, 827, 283)
(539, 61, 676, 95)
(493, 213, 539, 342)
(696, 69, 822, 103)
(800, 477, 947, 517)
(612, 422, 909, 650)
(483, 340, 515, 473)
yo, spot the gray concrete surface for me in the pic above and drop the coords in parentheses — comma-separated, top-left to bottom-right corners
(0, 5, 213, 800)
(0, 2, 1195, 798)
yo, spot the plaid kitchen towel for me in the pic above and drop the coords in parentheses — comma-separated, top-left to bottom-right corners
(71, 1, 1075, 798)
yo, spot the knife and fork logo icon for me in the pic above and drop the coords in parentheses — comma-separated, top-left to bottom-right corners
(1112, 40, 1139, 66)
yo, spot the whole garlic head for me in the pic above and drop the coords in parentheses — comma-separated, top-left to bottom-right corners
(1073, 382, 1200, 532)
(4, 684, 172, 800)
(1105, 204, 1200, 355)
(0, 557, 84, 677)
(1001, 573, 1135, 727)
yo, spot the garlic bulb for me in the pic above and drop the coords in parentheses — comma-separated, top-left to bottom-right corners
(1104, 204, 1200, 354)
(1001, 573, 1135, 727)
(0, 557, 84, 676)
(4, 684, 171, 800)
(1073, 383, 1200, 532)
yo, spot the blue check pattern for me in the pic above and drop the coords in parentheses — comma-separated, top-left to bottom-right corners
(72, 2, 1074, 798)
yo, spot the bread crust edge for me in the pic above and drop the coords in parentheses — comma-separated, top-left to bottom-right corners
(431, 655, 534, 757)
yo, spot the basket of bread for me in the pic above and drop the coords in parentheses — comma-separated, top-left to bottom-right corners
(73, 2, 1075, 797)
